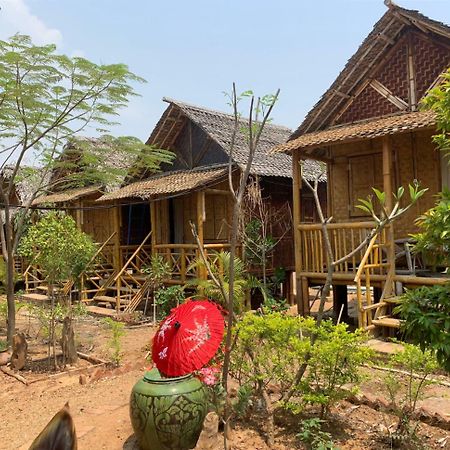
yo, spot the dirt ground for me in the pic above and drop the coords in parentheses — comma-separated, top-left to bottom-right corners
(0, 307, 450, 450)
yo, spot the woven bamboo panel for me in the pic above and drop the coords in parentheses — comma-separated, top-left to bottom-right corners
(413, 34, 450, 100)
(375, 42, 409, 102)
(337, 85, 398, 125)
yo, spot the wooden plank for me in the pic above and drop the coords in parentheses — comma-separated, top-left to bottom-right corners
(298, 221, 375, 231)
(86, 305, 117, 317)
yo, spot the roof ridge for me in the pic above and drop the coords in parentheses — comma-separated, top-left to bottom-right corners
(162, 96, 292, 132)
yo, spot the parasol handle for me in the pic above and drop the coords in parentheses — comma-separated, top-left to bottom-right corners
(174, 321, 181, 330)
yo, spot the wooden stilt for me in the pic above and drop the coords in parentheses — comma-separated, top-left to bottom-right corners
(333, 284, 348, 322)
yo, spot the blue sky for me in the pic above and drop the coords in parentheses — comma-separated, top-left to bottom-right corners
(0, 0, 449, 141)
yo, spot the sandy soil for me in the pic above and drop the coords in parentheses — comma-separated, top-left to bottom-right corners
(0, 307, 449, 449)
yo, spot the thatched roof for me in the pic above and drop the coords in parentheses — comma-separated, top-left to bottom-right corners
(32, 186, 101, 205)
(98, 165, 229, 202)
(33, 136, 146, 205)
(147, 98, 324, 181)
(291, 2, 450, 138)
(273, 110, 436, 154)
(1, 165, 50, 205)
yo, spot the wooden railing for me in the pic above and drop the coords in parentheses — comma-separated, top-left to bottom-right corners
(112, 231, 153, 310)
(354, 231, 393, 329)
(153, 243, 235, 283)
(297, 221, 386, 274)
(80, 232, 117, 301)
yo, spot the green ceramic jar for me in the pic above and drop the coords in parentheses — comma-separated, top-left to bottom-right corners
(130, 368, 208, 450)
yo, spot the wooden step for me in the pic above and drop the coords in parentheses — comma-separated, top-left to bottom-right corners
(95, 296, 130, 306)
(86, 305, 117, 317)
(372, 317, 403, 329)
(21, 293, 49, 303)
(36, 285, 64, 293)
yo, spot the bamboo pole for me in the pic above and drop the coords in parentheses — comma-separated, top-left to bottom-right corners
(292, 150, 306, 314)
(382, 136, 395, 297)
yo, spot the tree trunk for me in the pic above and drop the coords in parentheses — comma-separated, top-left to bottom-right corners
(61, 316, 78, 365)
(5, 210, 16, 347)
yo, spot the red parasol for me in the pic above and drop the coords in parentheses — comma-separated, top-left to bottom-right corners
(152, 299, 225, 377)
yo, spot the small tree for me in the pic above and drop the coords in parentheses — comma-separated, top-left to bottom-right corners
(0, 34, 173, 346)
(18, 211, 97, 368)
(241, 176, 292, 291)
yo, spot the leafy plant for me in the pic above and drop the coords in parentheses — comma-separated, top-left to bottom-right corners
(102, 317, 125, 366)
(154, 285, 184, 318)
(396, 284, 450, 372)
(421, 67, 450, 157)
(142, 254, 171, 288)
(244, 219, 276, 267)
(294, 322, 372, 419)
(410, 189, 450, 270)
(383, 343, 438, 448)
(231, 311, 314, 396)
(0, 339, 7, 352)
(188, 251, 250, 313)
(297, 418, 338, 450)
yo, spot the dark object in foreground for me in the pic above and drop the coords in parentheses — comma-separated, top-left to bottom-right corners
(29, 402, 77, 450)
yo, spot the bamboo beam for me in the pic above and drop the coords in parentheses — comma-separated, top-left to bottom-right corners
(150, 201, 157, 251)
(407, 35, 417, 111)
(196, 191, 206, 280)
(205, 188, 232, 196)
(292, 150, 308, 314)
(369, 80, 408, 110)
(112, 201, 121, 271)
(382, 136, 395, 296)
(75, 199, 83, 230)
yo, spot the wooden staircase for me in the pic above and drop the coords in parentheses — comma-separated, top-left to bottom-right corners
(86, 231, 153, 316)
(354, 232, 403, 333)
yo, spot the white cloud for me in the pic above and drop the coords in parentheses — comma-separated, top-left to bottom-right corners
(0, 0, 62, 45)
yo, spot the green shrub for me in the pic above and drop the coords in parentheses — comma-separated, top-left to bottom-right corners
(231, 311, 314, 395)
(297, 418, 338, 450)
(102, 317, 125, 366)
(154, 285, 184, 318)
(383, 343, 438, 447)
(411, 189, 450, 270)
(396, 284, 450, 371)
(294, 322, 372, 419)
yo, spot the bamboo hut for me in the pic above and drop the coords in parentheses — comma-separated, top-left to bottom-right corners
(273, 1, 450, 330)
(95, 98, 326, 311)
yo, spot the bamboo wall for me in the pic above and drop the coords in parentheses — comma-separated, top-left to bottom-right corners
(329, 129, 441, 238)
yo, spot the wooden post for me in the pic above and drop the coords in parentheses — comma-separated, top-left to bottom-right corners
(292, 150, 308, 314)
(382, 136, 395, 296)
(112, 202, 121, 271)
(197, 191, 206, 280)
(75, 200, 83, 231)
(150, 201, 157, 253)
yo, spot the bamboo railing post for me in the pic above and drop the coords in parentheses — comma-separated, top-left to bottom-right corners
(181, 248, 186, 283)
(293, 150, 307, 314)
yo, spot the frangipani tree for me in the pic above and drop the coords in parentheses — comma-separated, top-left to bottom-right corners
(0, 34, 174, 344)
